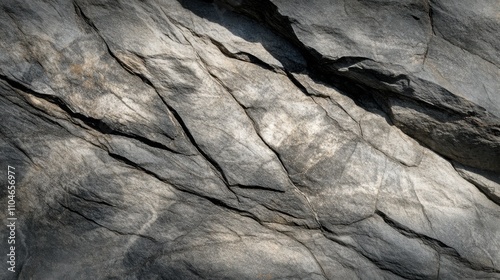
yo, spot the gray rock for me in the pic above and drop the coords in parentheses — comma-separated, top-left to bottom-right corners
(0, 0, 499, 279)
(219, 0, 500, 172)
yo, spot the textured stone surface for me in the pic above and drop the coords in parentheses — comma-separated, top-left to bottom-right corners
(0, 0, 499, 279)
(219, 0, 500, 172)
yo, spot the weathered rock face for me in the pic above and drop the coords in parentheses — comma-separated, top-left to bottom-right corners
(0, 0, 499, 279)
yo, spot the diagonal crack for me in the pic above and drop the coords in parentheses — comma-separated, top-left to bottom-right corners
(206, 36, 282, 73)
(157, 5, 285, 75)
(199, 63, 322, 228)
(0, 74, 183, 155)
(275, 230, 329, 279)
(3, 72, 259, 229)
(68, 9, 245, 205)
(73, 2, 161, 90)
(58, 201, 157, 243)
(451, 164, 500, 208)
(375, 209, 500, 274)
(425, 1, 497, 67)
(105, 148, 296, 230)
(69, 191, 115, 208)
(318, 225, 413, 280)
(286, 72, 422, 168)
(166, 104, 231, 185)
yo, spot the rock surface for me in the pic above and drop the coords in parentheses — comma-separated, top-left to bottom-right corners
(0, 0, 499, 279)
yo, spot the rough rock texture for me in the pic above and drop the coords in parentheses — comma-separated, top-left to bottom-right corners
(0, 0, 499, 279)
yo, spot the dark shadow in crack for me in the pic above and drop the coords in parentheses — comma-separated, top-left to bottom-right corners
(0, 80, 130, 278)
(180, 0, 500, 174)
(178, 0, 307, 72)
(178, 0, 394, 125)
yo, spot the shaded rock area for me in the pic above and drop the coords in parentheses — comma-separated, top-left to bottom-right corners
(0, 0, 499, 279)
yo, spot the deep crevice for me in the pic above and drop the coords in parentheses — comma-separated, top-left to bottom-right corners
(207, 37, 280, 73)
(229, 184, 284, 193)
(1, 74, 184, 156)
(165, 103, 231, 185)
(214, 0, 500, 173)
